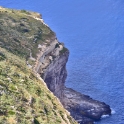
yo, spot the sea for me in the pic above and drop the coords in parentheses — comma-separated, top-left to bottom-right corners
(0, 0, 124, 124)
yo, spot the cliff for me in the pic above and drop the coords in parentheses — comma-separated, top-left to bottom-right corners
(43, 49, 69, 100)
(0, 7, 111, 124)
(36, 39, 111, 124)
(0, 7, 77, 124)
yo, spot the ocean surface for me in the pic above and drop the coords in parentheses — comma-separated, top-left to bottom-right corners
(0, 0, 124, 124)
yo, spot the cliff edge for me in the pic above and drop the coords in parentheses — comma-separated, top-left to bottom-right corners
(36, 37, 111, 124)
(30, 13, 111, 124)
(0, 7, 111, 124)
(0, 7, 77, 124)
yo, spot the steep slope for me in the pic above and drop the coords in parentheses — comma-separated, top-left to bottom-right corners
(0, 6, 55, 59)
(0, 48, 77, 124)
(0, 7, 111, 124)
(0, 7, 77, 124)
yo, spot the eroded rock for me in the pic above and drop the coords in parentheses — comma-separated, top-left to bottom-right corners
(37, 39, 111, 123)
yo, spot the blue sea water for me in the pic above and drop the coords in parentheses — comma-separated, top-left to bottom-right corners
(0, 0, 124, 124)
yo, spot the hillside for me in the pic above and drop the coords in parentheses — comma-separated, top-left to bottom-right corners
(0, 6, 54, 59)
(0, 48, 77, 124)
(0, 7, 77, 124)
(0, 7, 111, 124)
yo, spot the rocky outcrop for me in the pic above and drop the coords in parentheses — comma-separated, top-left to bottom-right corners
(0, 7, 78, 124)
(63, 88, 111, 124)
(27, 13, 112, 123)
(0, 6, 111, 123)
(43, 49, 69, 99)
(36, 38, 111, 124)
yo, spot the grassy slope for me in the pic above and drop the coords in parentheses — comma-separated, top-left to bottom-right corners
(0, 7, 54, 58)
(0, 48, 76, 124)
(0, 7, 77, 124)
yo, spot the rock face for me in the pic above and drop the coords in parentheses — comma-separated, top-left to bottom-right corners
(21, 11, 112, 123)
(36, 38, 111, 124)
(0, 7, 78, 124)
(63, 88, 111, 124)
(0, 6, 111, 123)
(43, 50, 69, 99)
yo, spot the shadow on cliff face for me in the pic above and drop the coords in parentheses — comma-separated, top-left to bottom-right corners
(43, 50, 68, 99)
(41, 49, 111, 124)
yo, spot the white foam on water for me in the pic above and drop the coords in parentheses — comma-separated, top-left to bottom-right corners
(111, 108, 116, 114)
(101, 108, 116, 119)
(101, 114, 110, 118)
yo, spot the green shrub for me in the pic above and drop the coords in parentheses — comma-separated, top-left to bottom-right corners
(21, 10, 30, 14)
(0, 52, 6, 61)
(34, 118, 40, 124)
(8, 111, 15, 115)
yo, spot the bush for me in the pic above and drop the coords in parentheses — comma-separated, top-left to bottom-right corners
(55, 43, 60, 48)
(8, 111, 15, 115)
(0, 52, 6, 61)
(34, 118, 40, 124)
(21, 10, 30, 14)
(22, 29, 29, 33)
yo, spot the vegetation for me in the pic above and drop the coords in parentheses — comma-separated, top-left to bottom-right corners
(0, 7, 77, 124)
(0, 47, 76, 124)
(0, 7, 55, 59)
(59, 47, 68, 55)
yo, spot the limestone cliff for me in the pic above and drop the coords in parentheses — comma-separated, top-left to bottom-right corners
(34, 36, 111, 124)
(0, 7, 77, 124)
(0, 7, 111, 124)
(43, 50, 69, 100)
(19, 8, 112, 124)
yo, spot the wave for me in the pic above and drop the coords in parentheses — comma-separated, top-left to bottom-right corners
(101, 108, 116, 119)
(111, 108, 116, 114)
(101, 114, 110, 118)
